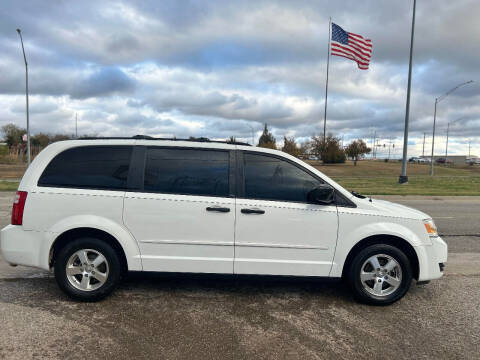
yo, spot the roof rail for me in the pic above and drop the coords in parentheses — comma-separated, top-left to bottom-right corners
(78, 135, 251, 146)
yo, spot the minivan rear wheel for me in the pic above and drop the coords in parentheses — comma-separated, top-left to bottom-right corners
(347, 244, 412, 305)
(54, 237, 121, 302)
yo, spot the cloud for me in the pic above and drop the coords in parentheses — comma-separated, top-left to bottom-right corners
(0, 0, 479, 157)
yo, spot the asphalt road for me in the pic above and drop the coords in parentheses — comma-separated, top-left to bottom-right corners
(0, 192, 479, 359)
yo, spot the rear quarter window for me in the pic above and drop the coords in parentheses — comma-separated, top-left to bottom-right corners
(38, 146, 132, 190)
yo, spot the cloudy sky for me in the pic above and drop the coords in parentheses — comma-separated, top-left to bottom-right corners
(1, 0, 479, 157)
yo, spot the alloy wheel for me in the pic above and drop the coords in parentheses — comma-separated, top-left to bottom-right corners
(66, 249, 109, 291)
(360, 254, 402, 297)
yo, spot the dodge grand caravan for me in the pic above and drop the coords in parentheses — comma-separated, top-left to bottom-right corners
(0, 137, 447, 304)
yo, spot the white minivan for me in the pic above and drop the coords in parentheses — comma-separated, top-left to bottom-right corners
(0, 137, 447, 304)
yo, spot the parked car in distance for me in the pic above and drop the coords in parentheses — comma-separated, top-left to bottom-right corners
(0, 137, 447, 305)
(409, 157, 429, 164)
(435, 157, 452, 164)
(466, 157, 480, 165)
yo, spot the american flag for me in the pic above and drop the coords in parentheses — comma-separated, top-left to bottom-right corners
(331, 23, 372, 70)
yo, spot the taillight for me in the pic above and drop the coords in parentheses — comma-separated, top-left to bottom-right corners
(11, 191, 28, 225)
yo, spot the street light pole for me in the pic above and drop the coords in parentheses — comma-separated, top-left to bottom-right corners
(430, 98, 438, 175)
(445, 122, 449, 160)
(422, 132, 426, 157)
(430, 80, 473, 176)
(445, 116, 466, 163)
(246, 124, 255, 146)
(399, 0, 417, 184)
(16, 28, 30, 166)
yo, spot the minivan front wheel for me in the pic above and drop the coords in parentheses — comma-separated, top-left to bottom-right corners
(347, 244, 412, 305)
(54, 238, 121, 301)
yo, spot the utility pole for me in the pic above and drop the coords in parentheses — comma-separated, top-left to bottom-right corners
(246, 124, 255, 145)
(372, 131, 376, 159)
(16, 29, 30, 166)
(387, 138, 392, 161)
(446, 116, 466, 163)
(399, 0, 417, 184)
(469, 139, 471, 158)
(430, 81, 473, 176)
(422, 132, 426, 157)
(75, 113, 78, 138)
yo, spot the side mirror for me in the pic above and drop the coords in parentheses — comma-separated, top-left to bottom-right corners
(307, 185, 335, 205)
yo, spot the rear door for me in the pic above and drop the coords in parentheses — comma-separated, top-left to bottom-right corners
(123, 146, 236, 273)
(234, 151, 338, 276)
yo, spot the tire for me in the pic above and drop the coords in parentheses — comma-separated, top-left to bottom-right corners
(347, 244, 412, 305)
(54, 237, 122, 302)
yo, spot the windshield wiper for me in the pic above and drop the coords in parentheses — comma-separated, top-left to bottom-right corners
(351, 191, 372, 202)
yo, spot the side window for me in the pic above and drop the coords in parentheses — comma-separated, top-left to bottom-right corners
(144, 148, 229, 197)
(38, 146, 132, 190)
(244, 153, 324, 203)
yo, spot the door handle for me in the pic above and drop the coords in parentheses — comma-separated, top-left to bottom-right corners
(241, 208, 265, 215)
(206, 206, 230, 213)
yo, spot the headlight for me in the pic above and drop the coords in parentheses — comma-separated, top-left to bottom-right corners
(423, 219, 438, 237)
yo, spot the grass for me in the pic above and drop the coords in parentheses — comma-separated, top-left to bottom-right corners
(308, 160, 480, 196)
(0, 163, 27, 178)
(0, 181, 20, 191)
(333, 176, 480, 196)
(0, 160, 479, 196)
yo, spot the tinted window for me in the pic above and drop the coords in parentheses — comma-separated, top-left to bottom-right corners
(38, 146, 132, 190)
(244, 153, 324, 202)
(144, 148, 229, 197)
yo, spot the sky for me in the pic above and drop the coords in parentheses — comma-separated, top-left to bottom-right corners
(1, 0, 479, 157)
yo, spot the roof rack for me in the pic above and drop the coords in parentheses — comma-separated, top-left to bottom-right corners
(78, 135, 251, 146)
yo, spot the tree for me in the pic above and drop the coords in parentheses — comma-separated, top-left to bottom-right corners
(345, 139, 371, 166)
(311, 133, 346, 164)
(281, 136, 301, 157)
(299, 140, 312, 159)
(257, 124, 276, 149)
(226, 136, 236, 144)
(1, 123, 26, 148)
(31, 133, 51, 148)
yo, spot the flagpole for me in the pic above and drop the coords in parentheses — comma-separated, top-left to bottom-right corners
(323, 17, 331, 142)
(399, 0, 416, 184)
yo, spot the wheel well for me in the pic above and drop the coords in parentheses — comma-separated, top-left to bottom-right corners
(50, 228, 128, 274)
(341, 235, 419, 280)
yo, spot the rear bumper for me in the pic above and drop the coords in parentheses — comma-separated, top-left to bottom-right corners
(415, 236, 448, 281)
(0, 225, 53, 270)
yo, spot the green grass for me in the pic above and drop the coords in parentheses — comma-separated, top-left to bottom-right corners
(0, 144, 8, 156)
(334, 176, 480, 196)
(0, 181, 19, 191)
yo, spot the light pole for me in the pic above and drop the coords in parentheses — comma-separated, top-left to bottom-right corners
(16, 28, 31, 166)
(399, 0, 417, 184)
(445, 116, 466, 162)
(422, 132, 426, 157)
(430, 80, 473, 176)
(246, 124, 255, 145)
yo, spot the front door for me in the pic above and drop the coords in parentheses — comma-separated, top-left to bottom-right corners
(234, 152, 338, 276)
(123, 146, 236, 273)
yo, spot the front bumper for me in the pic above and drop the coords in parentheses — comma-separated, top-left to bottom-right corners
(415, 236, 448, 281)
(0, 224, 53, 270)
